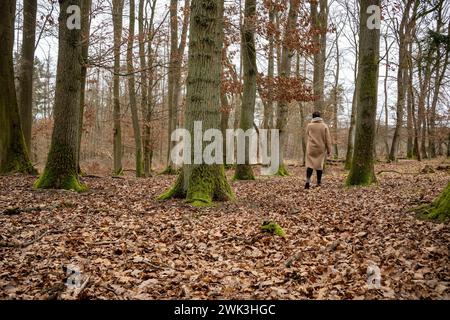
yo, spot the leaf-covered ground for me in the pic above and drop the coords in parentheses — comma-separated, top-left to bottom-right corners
(0, 159, 449, 300)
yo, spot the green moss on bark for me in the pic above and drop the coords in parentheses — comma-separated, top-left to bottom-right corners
(159, 165, 234, 207)
(34, 171, 87, 192)
(414, 182, 450, 222)
(275, 163, 290, 177)
(345, 167, 377, 186)
(233, 164, 255, 180)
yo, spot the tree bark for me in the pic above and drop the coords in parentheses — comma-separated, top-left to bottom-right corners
(164, 0, 179, 173)
(159, 0, 233, 206)
(18, 0, 37, 154)
(388, 0, 414, 162)
(77, 0, 91, 172)
(311, 0, 328, 115)
(127, 0, 143, 177)
(0, 0, 35, 175)
(34, 0, 85, 191)
(346, 0, 380, 186)
(275, 0, 300, 176)
(112, 0, 124, 175)
(414, 182, 450, 221)
(234, 0, 257, 180)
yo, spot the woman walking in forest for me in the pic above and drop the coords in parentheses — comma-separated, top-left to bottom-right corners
(305, 111, 332, 189)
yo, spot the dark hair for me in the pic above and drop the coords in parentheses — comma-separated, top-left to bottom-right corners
(312, 111, 321, 118)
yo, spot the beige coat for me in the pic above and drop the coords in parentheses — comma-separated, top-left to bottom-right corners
(305, 118, 332, 170)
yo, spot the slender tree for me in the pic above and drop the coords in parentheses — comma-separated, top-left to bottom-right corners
(163, 0, 179, 174)
(234, 0, 257, 180)
(311, 0, 328, 115)
(346, 0, 380, 186)
(112, 0, 124, 175)
(127, 0, 144, 177)
(388, 0, 416, 162)
(276, 0, 300, 176)
(18, 0, 37, 153)
(34, 0, 85, 191)
(0, 0, 35, 175)
(77, 0, 92, 172)
(159, 0, 233, 206)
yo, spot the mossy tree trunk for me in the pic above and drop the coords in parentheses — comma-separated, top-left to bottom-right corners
(159, 0, 233, 206)
(18, 0, 37, 154)
(34, 0, 85, 191)
(112, 0, 124, 175)
(275, 0, 299, 176)
(77, 0, 91, 173)
(0, 0, 35, 175)
(234, 0, 256, 180)
(414, 182, 450, 221)
(346, 0, 380, 186)
(127, 0, 144, 177)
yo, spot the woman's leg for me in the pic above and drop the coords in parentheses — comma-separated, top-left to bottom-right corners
(316, 170, 323, 186)
(305, 167, 313, 189)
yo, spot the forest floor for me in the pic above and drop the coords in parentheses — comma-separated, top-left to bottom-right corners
(0, 159, 449, 300)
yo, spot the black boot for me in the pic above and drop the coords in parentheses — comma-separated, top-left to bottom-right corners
(305, 168, 313, 189)
(317, 170, 323, 187)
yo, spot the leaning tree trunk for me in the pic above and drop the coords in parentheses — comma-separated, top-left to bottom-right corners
(77, 0, 91, 173)
(346, 0, 380, 186)
(34, 0, 85, 191)
(112, 0, 124, 175)
(18, 0, 37, 154)
(275, 0, 300, 176)
(0, 0, 35, 175)
(127, 0, 143, 177)
(159, 0, 233, 206)
(234, 0, 257, 180)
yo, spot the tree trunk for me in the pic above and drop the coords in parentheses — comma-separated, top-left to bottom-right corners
(346, 0, 380, 186)
(263, 2, 275, 132)
(388, 0, 413, 162)
(344, 72, 358, 170)
(34, 0, 85, 191)
(275, 0, 299, 176)
(18, 0, 37, 154)
(164, 0, 179, 173)
(311, 0, 328, 115)
(332, 37, 340, 158)
(383, 36, 390, 159)
(112, 0, 124, 175)
(159, 0, 233, 206)
(77, 0, 91, 172)
(234, 0, 256, 180)
(428, 11, 449, 158)
(0, 0, 35, 175)
(173, 0, 190, 129)
(127, 0, 143, 177)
